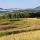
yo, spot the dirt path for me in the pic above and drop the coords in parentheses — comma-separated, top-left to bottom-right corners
(0, 25, 16, 31)
(0, 24, 40, 31)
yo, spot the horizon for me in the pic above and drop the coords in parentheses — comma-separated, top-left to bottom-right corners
(0, 0, 40, 9)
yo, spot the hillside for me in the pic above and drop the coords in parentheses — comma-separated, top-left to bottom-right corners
(34, 6, 40, 10)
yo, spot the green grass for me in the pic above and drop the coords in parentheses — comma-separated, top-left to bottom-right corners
(0, 18, 40, 37)
(0, 18, 40, 26)
(14, 19, 40, 26)
(0, 27, 40, 37)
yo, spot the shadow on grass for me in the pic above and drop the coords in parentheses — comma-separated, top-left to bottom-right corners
(0, 28, 40, 37)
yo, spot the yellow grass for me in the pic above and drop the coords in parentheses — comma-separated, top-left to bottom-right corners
(0, 18, 40, 40)
(0, 30, 40, 40)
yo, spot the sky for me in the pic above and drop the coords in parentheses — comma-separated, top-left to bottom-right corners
(0, 0, 40, 9)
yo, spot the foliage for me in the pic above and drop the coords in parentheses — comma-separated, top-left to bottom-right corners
(0, 11, 40, 19)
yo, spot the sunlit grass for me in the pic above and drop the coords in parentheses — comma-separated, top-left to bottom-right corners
(0, 18, 40, 40)
(14, 18, 40, 26)
(0, 31, 40, 40)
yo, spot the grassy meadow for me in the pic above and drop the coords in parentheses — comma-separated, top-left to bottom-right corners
(0, 31, 40, 40)
(0, 18, 40, 40)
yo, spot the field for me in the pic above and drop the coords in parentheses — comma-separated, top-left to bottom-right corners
(0, 18, 40, 40)
(0, 31, 40, 40)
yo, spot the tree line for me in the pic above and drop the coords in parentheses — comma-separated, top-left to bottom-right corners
(0, 12, 40, 19)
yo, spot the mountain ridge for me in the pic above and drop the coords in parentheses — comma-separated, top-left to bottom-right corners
(34, 6, 40, 10)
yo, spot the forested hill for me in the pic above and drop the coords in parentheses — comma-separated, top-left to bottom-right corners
(0, 7, 40, 18)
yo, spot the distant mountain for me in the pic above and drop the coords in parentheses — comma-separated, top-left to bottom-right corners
(34, 6, 40, 10)
(0, 7, 40, 15)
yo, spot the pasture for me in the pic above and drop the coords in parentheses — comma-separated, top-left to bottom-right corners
(0, 31, 40, 40)
(0, 18, 40, 40)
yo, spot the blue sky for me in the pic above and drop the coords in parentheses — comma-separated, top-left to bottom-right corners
(0, 0, 40, 9)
